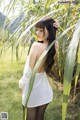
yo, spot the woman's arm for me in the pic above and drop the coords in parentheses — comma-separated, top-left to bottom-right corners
(29, 43, 38, 69)
(19, 43, 38, 90)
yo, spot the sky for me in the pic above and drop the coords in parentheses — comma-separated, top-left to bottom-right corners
(0, 0, 39, 18)
(0, 0, 21, 18)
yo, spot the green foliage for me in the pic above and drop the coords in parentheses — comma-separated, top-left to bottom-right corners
(0, 48, 80, 120)
(62, 20, 80, 120)
(0, 0, 80, 120)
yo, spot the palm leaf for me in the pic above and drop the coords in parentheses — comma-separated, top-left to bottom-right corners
(74, 41, 80, 96)
(62, 20, 80, 120)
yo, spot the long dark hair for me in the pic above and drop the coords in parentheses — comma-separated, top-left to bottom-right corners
(35, 18, 57, 77)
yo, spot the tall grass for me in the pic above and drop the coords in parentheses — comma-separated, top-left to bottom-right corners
(62, 20, 80, 120)
(0, 0, 80, 120)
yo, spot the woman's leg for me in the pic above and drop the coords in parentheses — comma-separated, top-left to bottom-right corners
(36, 103, 49, 120)
(27, 107, 37, 120)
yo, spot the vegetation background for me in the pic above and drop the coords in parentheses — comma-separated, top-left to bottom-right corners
(0, 0, 80, 120)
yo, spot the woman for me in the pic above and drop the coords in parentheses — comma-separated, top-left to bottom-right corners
(19, 18, 59, 120)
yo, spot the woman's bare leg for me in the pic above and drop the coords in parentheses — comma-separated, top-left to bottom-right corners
(36, 103, 49, 120)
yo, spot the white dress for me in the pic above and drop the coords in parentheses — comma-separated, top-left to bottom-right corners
(19, 56, 53, 107)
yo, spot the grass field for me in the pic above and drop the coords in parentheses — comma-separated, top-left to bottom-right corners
(0, 46, 80, 120)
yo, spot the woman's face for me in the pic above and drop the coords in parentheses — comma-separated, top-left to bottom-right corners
(36, 27, 49, 42)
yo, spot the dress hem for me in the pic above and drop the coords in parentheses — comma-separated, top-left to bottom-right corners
(22, 99, 53, 108)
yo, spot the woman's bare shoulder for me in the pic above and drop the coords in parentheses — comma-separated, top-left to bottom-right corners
(30, 41, 41, 55)
(31, 41, 47, 57)
(31, 41, 42, 51)
(32, 41, 41, 47)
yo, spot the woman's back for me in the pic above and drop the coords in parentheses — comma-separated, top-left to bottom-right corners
(30, 41, 48, 73)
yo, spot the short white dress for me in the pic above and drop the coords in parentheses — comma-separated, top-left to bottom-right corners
(19, 56, 53, 107)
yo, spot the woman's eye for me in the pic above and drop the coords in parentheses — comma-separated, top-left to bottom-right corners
(40, 30, 43, 32)
(35, 28, 43, 33)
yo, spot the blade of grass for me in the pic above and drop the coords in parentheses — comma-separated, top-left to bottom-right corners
(62, 20, 80, 120)
(74, 41, 80, 96)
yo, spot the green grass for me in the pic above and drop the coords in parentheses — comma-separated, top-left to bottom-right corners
(0, 63, 23, 120)
(0, 46, 28, 120)
(0, 62, 62, 120)
(0, 46, 80, 120)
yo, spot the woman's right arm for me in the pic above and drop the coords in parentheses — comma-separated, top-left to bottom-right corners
(19, 42, 38, 90)
(19, 56, 32, 90)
